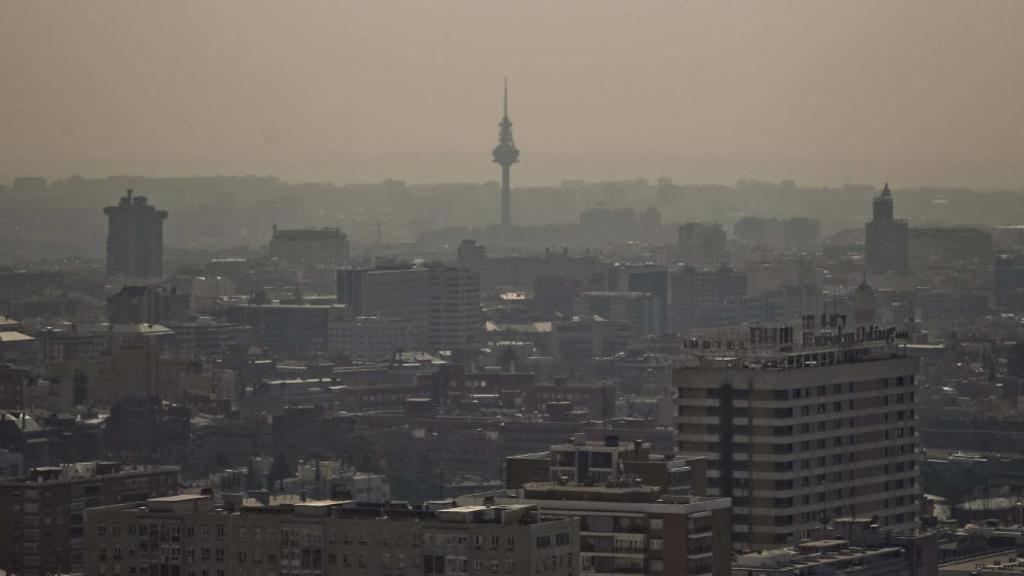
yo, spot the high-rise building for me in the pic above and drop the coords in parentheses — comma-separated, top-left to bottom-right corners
(104, 189, 168, 278)
(676, 320, 919, 550)
(865, 184, 909, 275)
(337, 264, 482, 352)
(0, 462, 179, 576)
(492, 80, 520, 227)
(86, 496, 579, 576)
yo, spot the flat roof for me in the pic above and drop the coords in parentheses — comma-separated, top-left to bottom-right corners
(148, 494, 208, 503)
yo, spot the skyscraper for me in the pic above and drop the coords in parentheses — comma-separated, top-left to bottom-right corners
(103, 189, 167, 278)
(492, 79, 520, 226)
(865, 183, 909, 275)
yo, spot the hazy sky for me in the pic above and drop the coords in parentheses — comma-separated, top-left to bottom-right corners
(2, 1, 1023, 189)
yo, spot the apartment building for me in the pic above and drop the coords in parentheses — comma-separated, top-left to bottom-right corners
(676, 321, 919, 550)
(505, 435, 707, 496)
(0, 461, 179, 576)
(86, 495, 578, 576)
(464, 486, 731, 576)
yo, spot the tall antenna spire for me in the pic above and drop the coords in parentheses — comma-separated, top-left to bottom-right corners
(493, 78, 520, 227)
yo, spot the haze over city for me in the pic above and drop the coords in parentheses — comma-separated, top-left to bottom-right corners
(2, 0, 1024, 188)
(6, 3, 1024, 576)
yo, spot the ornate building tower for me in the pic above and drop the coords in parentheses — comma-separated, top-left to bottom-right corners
(865, 183, 909, 275)
(492, 79, 520, 226)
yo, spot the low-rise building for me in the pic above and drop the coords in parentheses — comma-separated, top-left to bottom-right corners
(505, 435, 707, 495)
(464, 485, 731, 576)
(85, 496, 579, 576)
(733, 519, 937, 576)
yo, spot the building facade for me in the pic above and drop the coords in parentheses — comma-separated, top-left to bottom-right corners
(270, 226, 350, 268)
(676, 323, 919, 550)
(464, 486, 731, 576)
(0, 462, 179, 576)
(338, 265, 482, 352)
(86, 496, 578, 576)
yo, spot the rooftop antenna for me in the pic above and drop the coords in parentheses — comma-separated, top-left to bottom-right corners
(503, 77, 508, 118)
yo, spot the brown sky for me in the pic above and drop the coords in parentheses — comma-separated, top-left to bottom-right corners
(1, 1, 1023, 188)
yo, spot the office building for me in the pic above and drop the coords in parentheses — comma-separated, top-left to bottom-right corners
(104, 189, 168, 278)
(270, 226, 350, 267)
(86, 496, 578, 576)
(0, 461, 179, 576)
(338, 265, 482, 352)
(676, 319, 919, 550)
(865, 184, 909, 275)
